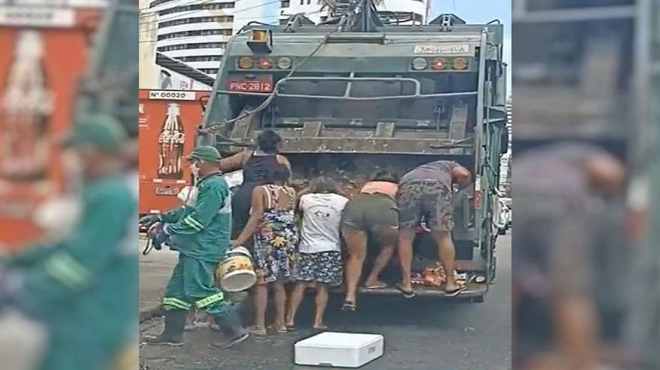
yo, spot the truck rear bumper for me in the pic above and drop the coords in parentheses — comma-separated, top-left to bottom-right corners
(330, 283, 489, 300)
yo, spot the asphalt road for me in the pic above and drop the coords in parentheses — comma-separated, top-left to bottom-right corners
(139, 234, 511, 370)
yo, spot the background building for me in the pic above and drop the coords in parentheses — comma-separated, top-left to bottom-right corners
(139, 0, 430, 90)
(279, 0, 429, 25)
(141, 0, 237, 90)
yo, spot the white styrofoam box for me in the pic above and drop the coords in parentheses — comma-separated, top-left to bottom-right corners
(294, 332, 384, 368)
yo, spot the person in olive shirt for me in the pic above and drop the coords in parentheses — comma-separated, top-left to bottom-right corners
(145, 146, 249, 348)
(0, 115, 138, 370)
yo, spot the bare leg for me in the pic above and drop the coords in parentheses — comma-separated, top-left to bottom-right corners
(313, 284, 329, 329)
(253, 283, 268, 330)
(286, 283, 306, 327)
(342, 227, 368, 305)
(398, 227, 416, 292)
(272, 282, 287, 330)
(365, 226, 398, 287)
(431, 230, 459, 291)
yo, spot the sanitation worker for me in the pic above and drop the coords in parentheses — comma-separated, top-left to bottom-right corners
(0, 115, 138, 370)
(144, 145, 249, 348)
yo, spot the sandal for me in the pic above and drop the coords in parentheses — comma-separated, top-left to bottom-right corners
(364, 282, 388, 289)
(269, 325, 288, 334)
(341, 301, 357, 312)
(395, 284, 416, 299)
(444, 286, 466, 297)
(248, 326, 267, 336)
(312, 324, 328, 332)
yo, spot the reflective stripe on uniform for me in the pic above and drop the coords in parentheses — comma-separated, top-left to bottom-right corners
(44, 253, 91, 289)
(162, 297, 191, 310)
(195, 292, 224, 309)
(183, 215, 204, 231)
(218, 195, 231, 214)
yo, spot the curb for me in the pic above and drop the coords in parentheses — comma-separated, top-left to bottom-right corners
(139, 304, 163, 323)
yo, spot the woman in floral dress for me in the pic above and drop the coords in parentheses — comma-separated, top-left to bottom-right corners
(233, 164, 298, 335)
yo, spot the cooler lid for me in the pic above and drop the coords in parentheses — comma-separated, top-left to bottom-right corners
(295, 332, 383, 349)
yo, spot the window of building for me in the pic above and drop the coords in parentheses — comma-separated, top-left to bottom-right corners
(157, 29, 233, 41)
(281, 0, 289, 7)
(158, 2, 235, 17)
(175, 56, 223, 62)
(157, 42, 227, 52)
(149, 0, 175, 8)
(159, 16, 234, 29)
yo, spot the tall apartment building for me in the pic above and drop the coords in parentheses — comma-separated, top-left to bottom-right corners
(145, 0, 236, 84)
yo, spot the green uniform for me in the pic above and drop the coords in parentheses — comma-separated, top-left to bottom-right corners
(160, 172, 232, 315)
(6, 176, 138, 370)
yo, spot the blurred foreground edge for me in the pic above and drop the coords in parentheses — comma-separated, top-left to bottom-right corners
(0, 0, 138, 254)
(513, 0, 659, 369)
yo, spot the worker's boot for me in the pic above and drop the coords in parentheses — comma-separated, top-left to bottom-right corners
(212, 305, 249, 349)
(144, 310, 186, 346)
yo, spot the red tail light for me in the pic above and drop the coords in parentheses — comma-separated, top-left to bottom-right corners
(472, 190, 482, 209)
(257, 57, 273, 69)
(430, 58, 446, 70)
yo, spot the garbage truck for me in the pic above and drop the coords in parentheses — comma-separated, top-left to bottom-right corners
(198, 0, 508, 302)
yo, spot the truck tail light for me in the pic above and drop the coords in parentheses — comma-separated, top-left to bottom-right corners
(257, 57, 273, 69)
(453, 57, 468, 70)
(411, 57, 428, 70)
(277, 57, 292, 69)
(430, 58, 446, 70)
(238, 56, 254, 69)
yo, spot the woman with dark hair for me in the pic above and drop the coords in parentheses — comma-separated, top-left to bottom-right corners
(285, 177, 348, 330)
(232, 164, 298, 335)
(218, 129, 291, 239)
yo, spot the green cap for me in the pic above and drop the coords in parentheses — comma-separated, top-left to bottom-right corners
(187, 146, 221, 163)
(63, 114, 127, 154)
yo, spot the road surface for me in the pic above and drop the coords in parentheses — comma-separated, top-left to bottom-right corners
(139, 234, 511, 370)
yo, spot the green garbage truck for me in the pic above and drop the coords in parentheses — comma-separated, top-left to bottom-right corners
(199, 1, 508, 302)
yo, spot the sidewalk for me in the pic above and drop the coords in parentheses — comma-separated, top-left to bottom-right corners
(139, 237, 177, 321)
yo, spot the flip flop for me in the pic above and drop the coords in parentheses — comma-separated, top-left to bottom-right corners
(395, 284, 416, 299)
(285, 324, 297, 331)
(248, 326, 267, 336)
(212, 332, 250, 349)
(341, 301, 357, 312)
(269, 325, 288, 334)
(364, 282, 388, 289)
(444, 286, 466, 297)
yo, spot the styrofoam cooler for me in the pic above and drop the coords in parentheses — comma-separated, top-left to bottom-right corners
(294, 332, 384, 368)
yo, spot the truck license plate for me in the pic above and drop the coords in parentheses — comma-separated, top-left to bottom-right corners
(228, 79, 273, 92)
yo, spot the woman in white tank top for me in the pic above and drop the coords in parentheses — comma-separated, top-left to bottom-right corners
(285, 177, 349, 330)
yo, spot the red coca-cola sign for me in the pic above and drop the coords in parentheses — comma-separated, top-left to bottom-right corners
(0, 7, 101, 253)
